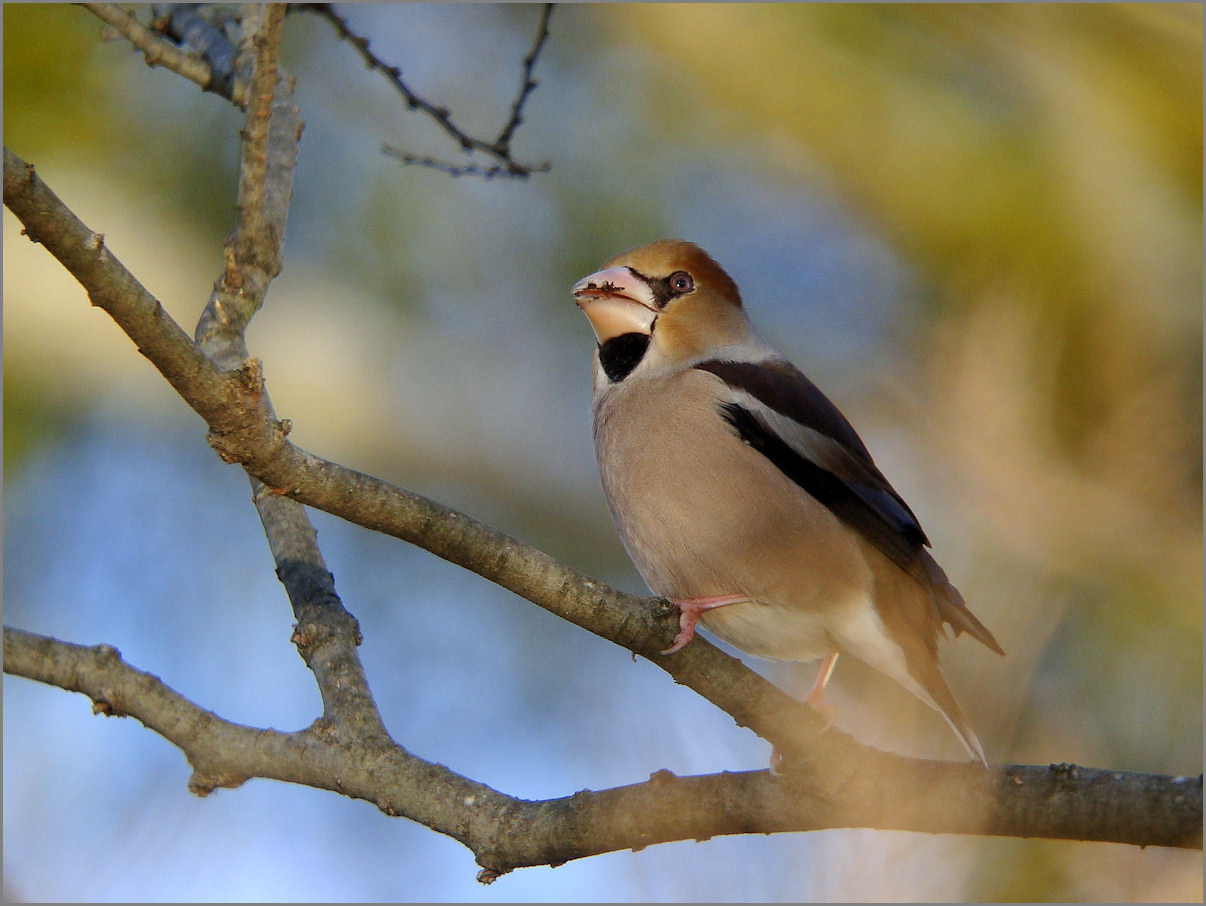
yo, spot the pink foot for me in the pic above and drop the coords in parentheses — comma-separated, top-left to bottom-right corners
(771, 654, 843, 773)
(661, 593, 750, 654)
(804, 652, 840, 730)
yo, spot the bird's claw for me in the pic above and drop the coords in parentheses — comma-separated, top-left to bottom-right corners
(660, 611, 699, 655)
(658, 594, 748, 655)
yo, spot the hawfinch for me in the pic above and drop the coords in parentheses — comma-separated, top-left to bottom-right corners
(572, 239, 1003, 764)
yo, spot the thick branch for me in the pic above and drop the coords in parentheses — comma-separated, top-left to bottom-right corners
(3, 627, 512, 829)
(7, 626, 1200, 879)
(183, 5, 383, 742)
(197, 2, 296, 347)
(3, 148, 233, 413)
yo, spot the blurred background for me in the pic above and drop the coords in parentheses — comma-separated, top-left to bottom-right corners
(4, 4, 1201, 901)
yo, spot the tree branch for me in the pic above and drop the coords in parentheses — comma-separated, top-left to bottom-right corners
(8, 625, 1199, 884)
(494, 3, 554, 153)
(299, 2, 553, 178)
(183, 4, 386, 742)
(82, 2, 247, 104)
(4, 147, 1201, 863)
(380, 145, 550, 181)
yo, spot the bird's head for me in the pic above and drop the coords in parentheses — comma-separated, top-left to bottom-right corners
(572, 240, 754, 379)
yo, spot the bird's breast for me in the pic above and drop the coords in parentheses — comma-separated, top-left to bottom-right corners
(592, 368, 874, 659)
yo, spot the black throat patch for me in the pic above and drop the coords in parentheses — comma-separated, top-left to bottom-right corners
(598, 332, 651, 382)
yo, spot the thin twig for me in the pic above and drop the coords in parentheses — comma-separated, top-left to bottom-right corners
(381, 145, 551, 180)
(495, 3, 554, 152)
(298, 3, 552, 178)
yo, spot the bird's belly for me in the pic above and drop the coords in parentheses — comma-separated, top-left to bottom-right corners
(698, 596, 841, 662)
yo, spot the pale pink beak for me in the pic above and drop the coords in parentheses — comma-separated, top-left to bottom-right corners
(572, 266, 658, 342)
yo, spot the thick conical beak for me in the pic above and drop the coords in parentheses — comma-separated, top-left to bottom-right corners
(572, 266, 658, 342)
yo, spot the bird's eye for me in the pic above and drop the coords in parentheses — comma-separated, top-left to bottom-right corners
(668, 271, 694, 295)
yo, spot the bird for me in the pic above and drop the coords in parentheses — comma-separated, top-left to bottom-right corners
(571, 239, 1004, 764)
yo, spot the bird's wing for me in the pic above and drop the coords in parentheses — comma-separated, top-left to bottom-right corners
(697, 358, 930, 578)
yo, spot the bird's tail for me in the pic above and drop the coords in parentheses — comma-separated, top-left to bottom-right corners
(923, 552, 1005, 657)
(917, 667, 989, 766)
(863, 624, 991, 765)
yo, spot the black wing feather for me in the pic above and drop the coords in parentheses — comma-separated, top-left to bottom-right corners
(700, 358, 930, 580)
